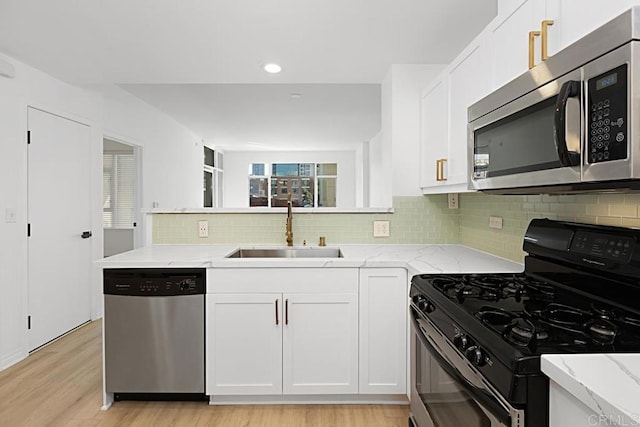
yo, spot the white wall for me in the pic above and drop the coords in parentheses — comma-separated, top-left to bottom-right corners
(0, 52, 204, 371)
(368, 131, 386, 207)
(100, 85, 203, 209)
(354, 141, 370, 208)
(384, 64, 446, 197)
(223, 150, 356, 208)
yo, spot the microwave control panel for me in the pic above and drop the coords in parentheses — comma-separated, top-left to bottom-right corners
(587, 64, 628, 164)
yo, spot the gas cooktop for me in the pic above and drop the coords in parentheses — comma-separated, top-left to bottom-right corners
(413, 272, 640, 354)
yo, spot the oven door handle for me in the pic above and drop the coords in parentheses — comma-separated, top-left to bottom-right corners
(411, 314, 511, 426)
(553, 80, 581, 167)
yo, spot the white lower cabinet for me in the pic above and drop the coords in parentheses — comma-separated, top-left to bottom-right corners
(359, 268, 408, 394)
(206, 293, 282, 395)
(283, 293, 359, 394)
(206, 268, 359, 396)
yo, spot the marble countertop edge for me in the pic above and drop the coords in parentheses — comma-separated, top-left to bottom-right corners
(94, 243, 523, 275)
(542, 354, 640, 423)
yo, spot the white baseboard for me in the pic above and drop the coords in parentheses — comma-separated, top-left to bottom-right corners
(0, 350, 28, 372)
(209, 394, 409, 405)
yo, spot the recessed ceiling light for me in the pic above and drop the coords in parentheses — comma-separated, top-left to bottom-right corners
(263, 63, 282, 74)
(290, 93, 302, 99)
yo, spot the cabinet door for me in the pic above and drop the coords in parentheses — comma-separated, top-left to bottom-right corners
(447, 33, 492, 187)
(359, 268, 408, 394)
(489, 0, 546, 89)
(420, 74, 449, 190)
(545, 0, 640, 57)
(282, 293, 359, 394)
(206, 294, 282, 395)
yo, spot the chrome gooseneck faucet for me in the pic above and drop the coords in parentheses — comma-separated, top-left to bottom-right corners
(286, 192, 293, 246)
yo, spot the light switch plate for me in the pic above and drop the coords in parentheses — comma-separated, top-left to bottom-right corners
(198, 220, 209, 238)
(489, 216, 503, 229)
(373, 220, 390, 237)
(5, 208, 16, 223)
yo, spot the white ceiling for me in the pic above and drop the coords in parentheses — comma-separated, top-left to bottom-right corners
(0, 0, 498, 149)
(121, 83, 381, 150)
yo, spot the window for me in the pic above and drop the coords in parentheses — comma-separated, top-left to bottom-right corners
(103, 152, 135, 228)
(204, 147, 224, 207)
(248, 163, 337, 208)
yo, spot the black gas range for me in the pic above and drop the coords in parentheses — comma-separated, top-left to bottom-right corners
(409, 219, 640, 427)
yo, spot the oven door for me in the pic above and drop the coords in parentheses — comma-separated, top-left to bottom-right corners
(409, 309, 524, 427)
(468, 68, 582, 192)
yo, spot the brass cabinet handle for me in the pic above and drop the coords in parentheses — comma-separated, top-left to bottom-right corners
(436, 158, 448, 182)
(528, 30, 541, 69)
(541, 20, 554, 61)
(285, 299, 289, 325)
(275, 299, 279, 325)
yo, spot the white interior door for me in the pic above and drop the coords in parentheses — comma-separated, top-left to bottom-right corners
(27, 107, 92, 351)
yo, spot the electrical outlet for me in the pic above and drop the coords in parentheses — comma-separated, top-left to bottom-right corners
(198, 220, 209, 238)
(373, 220, 390, 237)
(447, 193, 459, 209)
(489, 216, 503, 229)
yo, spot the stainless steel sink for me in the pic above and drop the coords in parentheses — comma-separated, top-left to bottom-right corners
(225, 248, 343, 258)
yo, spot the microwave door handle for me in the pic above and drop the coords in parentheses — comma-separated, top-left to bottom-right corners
(554, 80, 581, 167)
(411, 315, 511, 425)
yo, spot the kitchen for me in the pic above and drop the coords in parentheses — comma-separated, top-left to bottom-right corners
(2, 0, 640, 426)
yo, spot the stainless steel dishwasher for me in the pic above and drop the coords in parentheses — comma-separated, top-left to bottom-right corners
(103, 268, 206, 401)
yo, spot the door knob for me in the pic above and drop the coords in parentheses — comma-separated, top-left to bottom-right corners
(81, 231, 92, 239)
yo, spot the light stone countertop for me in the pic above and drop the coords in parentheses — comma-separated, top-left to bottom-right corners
(95, 243, 523, 275)
(541, 354, 640, 425)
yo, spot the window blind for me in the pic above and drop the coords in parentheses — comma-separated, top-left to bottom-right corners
(103, 153, 135, 229)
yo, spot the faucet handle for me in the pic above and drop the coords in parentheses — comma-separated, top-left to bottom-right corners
(319, 236, 326, 247)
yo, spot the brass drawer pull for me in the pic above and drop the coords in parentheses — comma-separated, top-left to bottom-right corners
(275, 299, 279, 325)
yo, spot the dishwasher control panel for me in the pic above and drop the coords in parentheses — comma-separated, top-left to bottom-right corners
(104, 268, 206, 296)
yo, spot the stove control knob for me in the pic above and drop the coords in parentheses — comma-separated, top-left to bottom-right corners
(419, 300, 435, 313)
(453, 333, 468, 351)
(413, 296, 434, 313)
(465, 346, 487, 367)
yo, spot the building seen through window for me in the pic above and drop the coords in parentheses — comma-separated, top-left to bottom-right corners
(249, 163, 337, 208)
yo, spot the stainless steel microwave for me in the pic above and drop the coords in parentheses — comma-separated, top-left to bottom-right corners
(468, 8, 640, 194)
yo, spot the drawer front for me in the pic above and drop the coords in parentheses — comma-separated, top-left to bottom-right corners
(208, 268, 358, 293)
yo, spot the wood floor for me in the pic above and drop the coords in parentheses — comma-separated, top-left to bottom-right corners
(0, 321, 410, 426)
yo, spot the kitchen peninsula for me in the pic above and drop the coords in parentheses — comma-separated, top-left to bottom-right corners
(97, 243, 522, 409)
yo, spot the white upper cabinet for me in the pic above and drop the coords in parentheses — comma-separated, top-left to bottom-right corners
(491, 0, 640, 90)
(447, 32, 492, 186)
(420, 32, 491, 193)
(489, 0, 546, 89)
(420, 74, 449, 190)
(545, 0, 640, 57)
